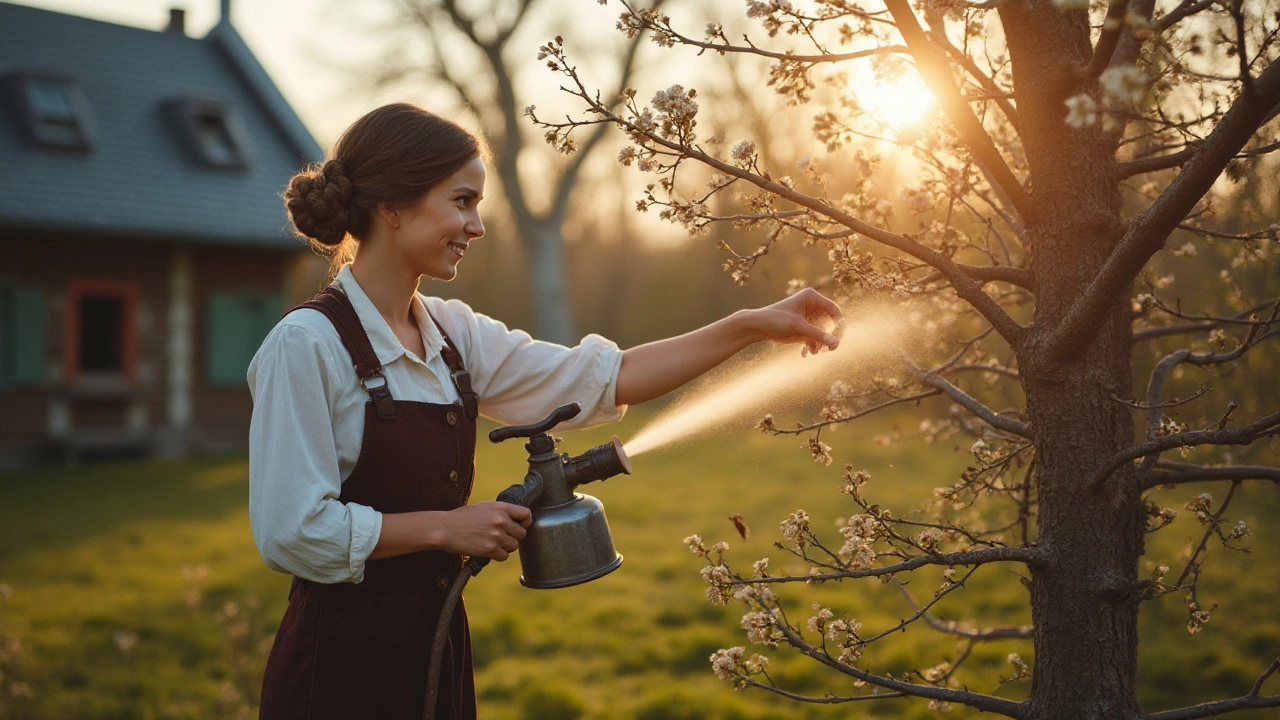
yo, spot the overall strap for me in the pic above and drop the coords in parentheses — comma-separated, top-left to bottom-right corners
(293, 287, 397, 420)
(427, 312, 479, 421)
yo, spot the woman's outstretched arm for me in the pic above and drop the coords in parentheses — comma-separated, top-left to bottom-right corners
(615, 288, 843, 407)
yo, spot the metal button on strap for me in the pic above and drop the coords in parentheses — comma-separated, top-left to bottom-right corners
(436, 574, 450, 589)
(448, 470, 459, 483)
(446, 412, 458, 426)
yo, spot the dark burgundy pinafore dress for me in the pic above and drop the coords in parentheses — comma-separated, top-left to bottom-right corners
(259, 287, 481, 720)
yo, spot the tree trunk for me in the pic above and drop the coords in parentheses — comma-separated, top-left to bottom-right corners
(1023, 337, 1145, 720)
(1018, 124, 1148, 720)
(1000, 2, 1148, 715)
(523, 218, 576, 345)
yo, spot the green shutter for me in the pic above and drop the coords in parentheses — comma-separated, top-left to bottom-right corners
(0, 284, 48, 387)
(206, 292, 281, 386)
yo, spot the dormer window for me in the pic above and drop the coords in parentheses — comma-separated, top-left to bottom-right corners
(6, 73, 95, 150)
(166, 98, 250, 169)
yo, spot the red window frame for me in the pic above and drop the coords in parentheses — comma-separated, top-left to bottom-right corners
(64, 280, 139, 383)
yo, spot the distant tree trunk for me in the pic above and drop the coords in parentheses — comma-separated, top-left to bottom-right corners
(375, 0, 657, 345)
(525, 218, 574, 345)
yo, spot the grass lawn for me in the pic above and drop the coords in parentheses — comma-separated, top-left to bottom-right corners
(1, 406, 1277, 719)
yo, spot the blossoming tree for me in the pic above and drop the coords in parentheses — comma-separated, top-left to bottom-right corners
(531, 0, 1279, 718)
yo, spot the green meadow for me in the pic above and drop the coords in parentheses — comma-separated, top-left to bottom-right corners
(0, 407, 1276, 719)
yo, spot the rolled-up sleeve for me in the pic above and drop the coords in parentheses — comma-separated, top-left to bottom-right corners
(433, 298, 626, 428)
(247, 323, 382, 583)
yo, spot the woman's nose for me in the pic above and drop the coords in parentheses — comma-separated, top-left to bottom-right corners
(466, 212, 484, 239)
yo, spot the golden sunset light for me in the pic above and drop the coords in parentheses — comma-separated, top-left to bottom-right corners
(857, 71, 937, 130)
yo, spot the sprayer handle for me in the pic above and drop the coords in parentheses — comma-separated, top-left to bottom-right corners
(488, 403, 582, 443)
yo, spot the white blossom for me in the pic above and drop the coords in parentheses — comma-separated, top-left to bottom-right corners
(1064, 94, 1098, 128)
(1100, 65, 1148, 105)
(780, 509, 810, 545)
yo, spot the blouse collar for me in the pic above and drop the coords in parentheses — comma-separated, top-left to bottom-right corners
(332, 264, 445, 367)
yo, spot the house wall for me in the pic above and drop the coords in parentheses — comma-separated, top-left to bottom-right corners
(0, 231, 297, 468)
(190, 244, 294, 451)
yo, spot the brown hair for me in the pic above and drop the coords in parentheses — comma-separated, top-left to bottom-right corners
(283, 103, 482, 268)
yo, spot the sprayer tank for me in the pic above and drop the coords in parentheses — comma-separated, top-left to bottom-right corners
(517, 493, 623, 589)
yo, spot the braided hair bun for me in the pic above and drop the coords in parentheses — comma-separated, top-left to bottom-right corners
(284, 160, 354, 246)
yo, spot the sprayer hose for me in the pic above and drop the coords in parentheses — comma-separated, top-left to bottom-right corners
(422, 562, 478, 720)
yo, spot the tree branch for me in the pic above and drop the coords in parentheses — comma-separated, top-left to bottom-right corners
(1117, 146, 1196, 178)
(1119, 137, 1280, 179)
(1133, 299, 1280, 342)
(907, 362, 1033, 438)
(549, 1, 663, 221)
(1041, 59, 1280, 365)
(1145, 688, 1280, 720)
(770, 390, 942, 435)
(923, 263, 1036, 290)
(535, 61, 1029, 345)
(1150, 0, 1218, 35)
(770, 618, 1027, 717)
(738, 546, 1044, 585)
(921, 9, 1020, 132)
(1145, 461, 1280, 489)
(733, 677, 906, 704)
(1082, 0, 1131, 78)
(894, 579, 1034, 640)
(883, 0, 1033, 221)
(1090, 410, 1280, 491)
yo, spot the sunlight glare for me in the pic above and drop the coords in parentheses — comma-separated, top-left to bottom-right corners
(857, 71, 937, 129)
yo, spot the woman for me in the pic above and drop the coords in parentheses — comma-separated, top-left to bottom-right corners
(249, 102, 841, 719)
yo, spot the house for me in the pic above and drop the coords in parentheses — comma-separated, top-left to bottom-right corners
(0, 1, 324, 467)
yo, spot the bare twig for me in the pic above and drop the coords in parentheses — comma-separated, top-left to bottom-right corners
(771, 390, 942, 435)
(1144, 461, 1280, 489)
(734, 546, 1044, 586)
(906, 362, 1033, 438)
(731, 677, 907, 704)
(768, 614, 1028, 717)
(1090, 410, 1280, 491)
(894, 579, 1034, 640)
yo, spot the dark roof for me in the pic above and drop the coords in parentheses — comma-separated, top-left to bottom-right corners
(0, 2, 323, 248)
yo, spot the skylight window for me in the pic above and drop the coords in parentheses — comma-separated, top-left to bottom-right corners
(167, 98, 250, 169)
(6, 74, 95, 150)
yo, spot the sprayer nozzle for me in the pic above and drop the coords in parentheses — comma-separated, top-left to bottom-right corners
(564, 435, 631, 487)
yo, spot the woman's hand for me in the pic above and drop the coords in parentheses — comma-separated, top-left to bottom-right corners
(437, 502, 533, 561)
(615, 288, 844, 406)
(741, 287, 844, 355)
(371, 502, 533, 562)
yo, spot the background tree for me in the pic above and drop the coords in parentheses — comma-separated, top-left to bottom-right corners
(533, 1, 1280, 718)
(372, 0, 662, 344)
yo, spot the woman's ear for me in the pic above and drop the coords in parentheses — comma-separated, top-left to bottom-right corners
(377, 203, 400, 230)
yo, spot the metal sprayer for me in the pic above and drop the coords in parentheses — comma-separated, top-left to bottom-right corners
(424, 402, 633, 719)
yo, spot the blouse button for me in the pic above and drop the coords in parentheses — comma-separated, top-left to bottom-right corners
(448, 470, 459, 483)
(446, 412, 458, 426)
(436, 574, 450, 589)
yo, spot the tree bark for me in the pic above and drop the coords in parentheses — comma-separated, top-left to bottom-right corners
(1002, 2, 1146, 717)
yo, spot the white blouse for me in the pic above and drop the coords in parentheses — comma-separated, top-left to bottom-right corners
(247, 265, 625, 584)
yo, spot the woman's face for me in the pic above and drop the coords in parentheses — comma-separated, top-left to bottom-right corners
(393, 156, 486, 281)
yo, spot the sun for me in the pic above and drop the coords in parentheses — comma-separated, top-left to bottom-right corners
(856, 71, 937, 130)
